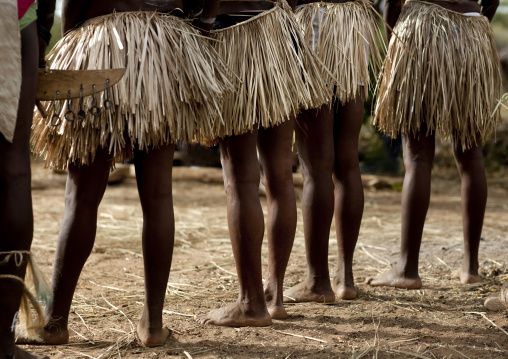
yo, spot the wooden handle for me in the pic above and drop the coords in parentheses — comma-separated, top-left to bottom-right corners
(35, 100, 48, 118)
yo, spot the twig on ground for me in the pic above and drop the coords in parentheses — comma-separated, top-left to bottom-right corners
(465, 312, 508, 337)
(163, 309, 194, 317)
(90, 281, 128, 292)
(67, 350, 99, 359)
(434, 256, 451, 269)
(370, 295, 419, 312)
(210, 261, 237, 276)
(386, 349, 431, 358)
(69, 327, 94, 344)
(102, 294, 136, 332)
(271, 329, 327, 343)
(438, 345, 470, 359)
(360, 244, 390, 266)
(74, 310, 96, 335)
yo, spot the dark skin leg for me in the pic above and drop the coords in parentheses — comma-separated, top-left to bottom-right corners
(283, 105, 336, 304)
(18, 148, 112, 345)
(0, 22, 48, 359)
(367, 132, 435, 289)
(20, 146, 174, 347)
(258, 120, 297, 319)
(134, 145, 175, 346)
(196, 130, 271, 327)
(451, 142, 485, 284)
(284, 92, 365, 303)
(331, 93, 364, 300)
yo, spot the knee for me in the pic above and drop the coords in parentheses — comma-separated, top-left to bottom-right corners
(223, 179, 260, 199)
(223, 167, 261, 195)
(64, 189, 101, 212)
(64, 163, 112, 209)
(333, 151, 360, 179)
(64, 180, 108, 211)
(140, 186, 173, 203)
(139, 190, 174, 218)
(299, 158, 333, 184)
(453, 146, 484, 172)
(260, 155, 293, 182)
(260, 166, 293, 194)
(403, 150, 434, 172)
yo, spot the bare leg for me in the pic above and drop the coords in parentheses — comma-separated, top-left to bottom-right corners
(134, 145, 174, 346)
(18, 149, 112, 344)
(283, 105, 336, 304)
(331, 94, 364, 299)
(196, 130, 271, 327)
(0, 22, 48, 358)
(451, 142, 485, 284)
(367, 132, 435, 289)
(259, 120, 297, 319)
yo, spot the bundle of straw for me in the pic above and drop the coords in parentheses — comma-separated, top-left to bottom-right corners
(373, 0, 502, 149)
(208, 0, 332, 140)
(0, 251, 52, 342)
(32, 12, 233, 170)
(296, 0, 385, 104)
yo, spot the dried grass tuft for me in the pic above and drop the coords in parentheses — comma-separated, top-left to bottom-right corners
(31, 11, 234, 170)
(373, 0, 503, 150)
(296, 0, 385, 104)
(207, 0, 332, 140)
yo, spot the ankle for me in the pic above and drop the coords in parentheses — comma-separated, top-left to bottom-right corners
(394, 262, 419, 278)
(44, 315, 69, 332)
(306, 273, 331, 285)
(238, 295, 267, 313)
(460, 263, 479, 276)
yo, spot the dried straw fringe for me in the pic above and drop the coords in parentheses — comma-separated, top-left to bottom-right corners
(208, 1, 332, 139)
(0, 251, 52, 342)
(296, 1, 385, 104)
(0, 0, 22, 143)
(373, 1, 502, 149)
(31, 12, 233, 170)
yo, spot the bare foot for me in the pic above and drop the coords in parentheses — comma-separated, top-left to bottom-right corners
(366, 267, 422, 289)
(264, 283, 288, 319)
(11, 346, 49, 359)
(136, 322, 170, 347)
(16, 320, 69, 345)
(266, 304, 288, 320)
(452, 268, 482, 284)
(332, 270, 357, 300)
(332, 283, 357, 300)
(195, 302, 272, 327)
(283, 280, 336, 304)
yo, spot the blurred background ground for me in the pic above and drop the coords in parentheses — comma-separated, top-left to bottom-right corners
(22, 158, 508, 358)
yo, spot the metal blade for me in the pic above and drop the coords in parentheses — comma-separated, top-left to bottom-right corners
(36, 68, 126, 101)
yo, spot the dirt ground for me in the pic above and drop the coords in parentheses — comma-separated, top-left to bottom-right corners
(21, 158, 508, 359)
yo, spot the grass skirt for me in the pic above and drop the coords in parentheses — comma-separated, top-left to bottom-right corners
(208, 0, 332, 139)
(296, 0, 385, 104)
(31, 12, 233, 170)
(372, 0, 502, 149)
